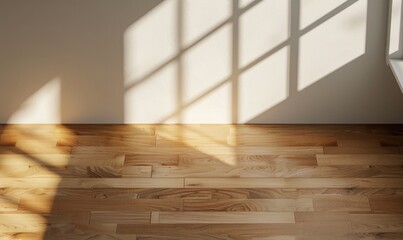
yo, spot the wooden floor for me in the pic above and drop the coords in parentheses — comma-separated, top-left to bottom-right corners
(0, 124, 403, 239)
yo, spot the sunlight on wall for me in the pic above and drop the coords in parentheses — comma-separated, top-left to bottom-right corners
(7, 78, 61, 124)
(300, 0, 349, 29)
(181, 24, 232, 123)
(124, 0, 232, 123)
(125, 62, 178, 123)
(298, 0, 367, 91)
(182, 0, 231, 47)
(124, 0, 178, 83)
(239, 0, 289, 67)
(124, 0, 178, 123)
(182, 82, 232, 123)
(123, 0, 371, 123)
(238, 47, 289, 123)
(239, 0, 256, 9)
(388, 0, 403, 57)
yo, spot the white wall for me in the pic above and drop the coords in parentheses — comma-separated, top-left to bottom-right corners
(1, 0, 403, 124)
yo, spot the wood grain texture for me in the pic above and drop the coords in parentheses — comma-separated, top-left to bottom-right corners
(369, 195, 403, 213)
(350, 214, 403, 233)
(0, 154, 125, 166)
(90, 211, 150, 224)
(184, 178, 403, 188)
(0, 124, 402, 238)
(19, 196, 183, 213)
(156, 212, 295, 224)
(312, 195, 371, 211)
(183, 198, 314, 211)
(316, 154, 403, 166)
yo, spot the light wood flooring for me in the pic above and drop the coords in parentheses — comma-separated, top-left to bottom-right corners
(0, 124, 403, 239)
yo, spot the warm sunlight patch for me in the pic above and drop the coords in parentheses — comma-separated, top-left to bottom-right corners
(182, 0, 231, 47)
(238, 47, 289, 123)
(124, 0, 178, 84)
(182, 82, 232, 123)
(125, 62, 178, 123)
(239, 0, 289, 68)
(181, 24, 232, 123)
(7, 78, 61, 124)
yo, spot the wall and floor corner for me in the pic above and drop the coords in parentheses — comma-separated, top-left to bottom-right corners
(1, 0, 403, 124)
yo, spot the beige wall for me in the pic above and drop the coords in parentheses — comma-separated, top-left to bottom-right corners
(1, 0, 403, 124)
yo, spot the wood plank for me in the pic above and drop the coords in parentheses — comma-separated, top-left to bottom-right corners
(90, 211, 150, 224)
(0, 154, 125, 166)
(0, 146, 71, 154)
(155, 125, 229, 139)
(157, 212, 295, 224)
(129, 188, 212, 199)
(91, 189, 139, 199)
(152, 166, 241, 178)
(0, 165, 124, 178)
(19, 196, 183, 213)
(0, 196, 19, 211)
(58, 124, 155, 136)
(127, 188, 309, 199)
(0, 212, 91, 223)
(72, 146, 324, 155)
(316, 154, 403, 166)
(336, 133, 381, 147)
(0, 178, 184, 188)
(151, 212, 159, 224)
(227, 133, 337, 147)
(369, 196, 403, 213)
(323, 147, 399, 154)
(183, 198, 313, 211)
(0, 165, 152, 178)
(58, 135, 156, 147)
(122, 166, 152, 178)
(124, 155, 179, 166)
(185, 178, 403, 188)
(179, 154, 318, 167)
(0, 233, 43, 240)
(122, 188, 304, 199)
(295, 211, 351, 223)
(240, 165, 403, 178)
(313, 195, 371, 211)
(350, 214, 403, 233)
(44, 212, 91, 224)
(156, 136, 228, 147)
(0, 125, 57, 134)
(45, 223, 118, 235)
(0, 212, 90, 233)
(210, 188, 300, 199)
(337, 138, 381, 147)
(0, 134, 17, 146)
(229, 124, 371, 135)
(117, 223, 353, 237)
(353, 232, 403, 240)
(289, 188, 403, 198)
(44, 233, 137, 240)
